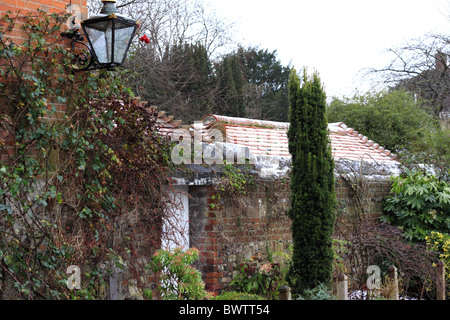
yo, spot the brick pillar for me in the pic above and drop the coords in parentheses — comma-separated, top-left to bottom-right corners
(189, 185, 224, 293)
(202, 189, 223, 292)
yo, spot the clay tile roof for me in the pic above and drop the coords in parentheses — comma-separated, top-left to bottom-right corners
(197, 114, 398, 164)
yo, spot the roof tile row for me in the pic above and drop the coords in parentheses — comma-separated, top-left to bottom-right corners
(197, 115, 398, 164)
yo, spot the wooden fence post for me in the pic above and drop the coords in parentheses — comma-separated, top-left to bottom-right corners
(436, 261, 446, 301)
(279, 285, 291, 300)
(336, 273, 348, 300)
(387, 266, 399, 300)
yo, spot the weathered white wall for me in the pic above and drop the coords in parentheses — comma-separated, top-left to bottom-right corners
(162, 185, 190, 251)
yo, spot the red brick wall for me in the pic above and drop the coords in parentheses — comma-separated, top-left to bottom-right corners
(0, 0, 87, 17)
(189, 180, 293, 293)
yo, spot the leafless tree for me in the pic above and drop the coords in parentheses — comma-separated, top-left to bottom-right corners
(367, 32, 450, 117)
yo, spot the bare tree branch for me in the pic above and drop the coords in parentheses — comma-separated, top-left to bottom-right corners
(366, 32, 450, 116)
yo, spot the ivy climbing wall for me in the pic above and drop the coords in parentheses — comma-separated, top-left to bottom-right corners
(0, 0, 87, 163)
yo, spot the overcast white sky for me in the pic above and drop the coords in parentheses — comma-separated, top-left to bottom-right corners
(206, 0, 450, 100)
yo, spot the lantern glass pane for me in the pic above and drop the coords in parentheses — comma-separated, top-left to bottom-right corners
(113, 21, 136, 64)
(84, 20, 113, 64)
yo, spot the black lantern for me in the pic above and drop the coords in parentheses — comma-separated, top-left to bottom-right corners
(62, 0, 138, 71)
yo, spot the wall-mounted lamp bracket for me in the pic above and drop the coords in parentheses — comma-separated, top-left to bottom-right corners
(61, 28, 101, 72)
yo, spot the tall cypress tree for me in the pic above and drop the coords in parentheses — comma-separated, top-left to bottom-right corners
(287, 69, 336, 294)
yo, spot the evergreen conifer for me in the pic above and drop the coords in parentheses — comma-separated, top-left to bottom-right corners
(287, 69, 336, 294)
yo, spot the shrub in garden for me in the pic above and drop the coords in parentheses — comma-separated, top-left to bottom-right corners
(381, 169, 450, 242)
(426, 231, 450, 283)
(230, 258, 283, 299)
(148, 247, 206, 300)
(294, 283, 334, 300)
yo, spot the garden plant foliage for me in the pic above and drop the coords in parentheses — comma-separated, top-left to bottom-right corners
(148, 248, 206, 300)
(382, 169, 450, 243)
